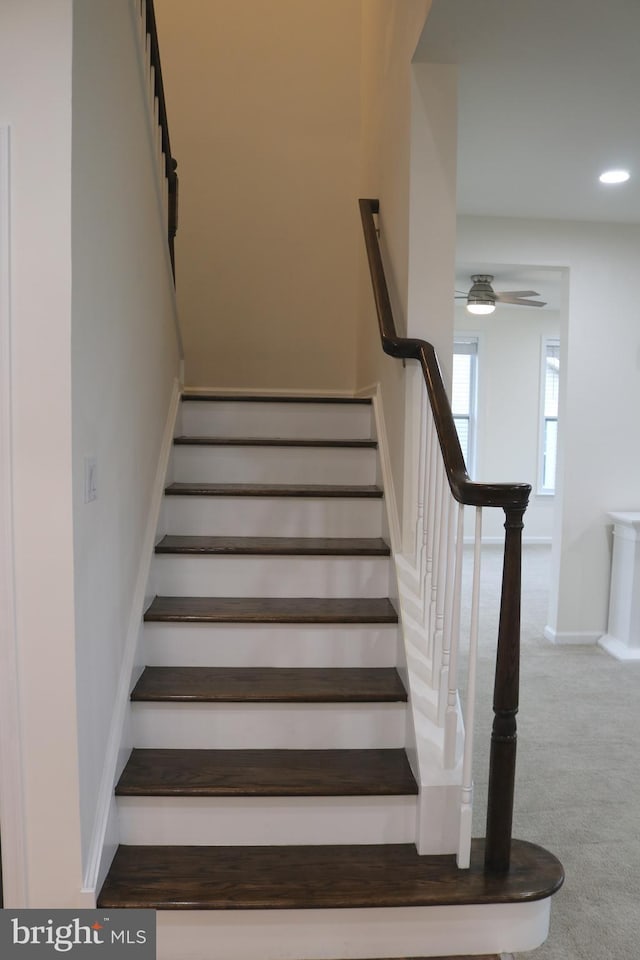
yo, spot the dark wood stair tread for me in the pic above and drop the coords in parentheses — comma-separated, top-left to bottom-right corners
(116, 748, 418, 797)
(181, 394, 371, 404)
(155, 535, 390, 556)
(131, 666, 407, 703)
(165, 482, 383, 498)
(174, 436, 377, 448)
(97, 839, 564, 910)
(144, 596, 398, 624)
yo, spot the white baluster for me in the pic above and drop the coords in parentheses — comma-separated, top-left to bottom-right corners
(422, 422, 438, 619)
(444, 502, 464, 768)
(427, 458, 444, 658)
(457, 506, 483, 869)
(438, 491, 456, 725)
(432, 471, 450, 681)
(414, 388, 428, 576)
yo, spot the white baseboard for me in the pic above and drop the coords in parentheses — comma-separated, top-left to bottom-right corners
(354, 382, 377, 398)
(182, 386, 359, 398)
(157, 900, 551, 959)
(82, 378, 182, 899)
(598, 634, 640, 661)
(544, 625, 601, 645)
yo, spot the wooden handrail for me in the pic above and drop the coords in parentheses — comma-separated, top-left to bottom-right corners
(359, 199, 529, 510)
(359, 198, 529, 874)
(146, 0, 178, 276)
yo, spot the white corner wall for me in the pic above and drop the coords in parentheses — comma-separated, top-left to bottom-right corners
(0, 0, 85, 906)
(458, 214, 640, 643)
(455, 305, 562, 543)
(401, 60, 457, 553)
(357, 0, 435, 533)
(72, 0, 181, 883)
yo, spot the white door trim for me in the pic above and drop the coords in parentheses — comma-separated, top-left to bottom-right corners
(0, 124, 29, 906)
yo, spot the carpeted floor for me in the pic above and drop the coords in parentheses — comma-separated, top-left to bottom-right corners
(463, 544, 640, 960)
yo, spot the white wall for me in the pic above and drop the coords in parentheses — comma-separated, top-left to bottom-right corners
(0, 0, 85, 906)
(458, 214, 640, 643)
(455, 305, 562, 542)
(72, 0, 181, 881)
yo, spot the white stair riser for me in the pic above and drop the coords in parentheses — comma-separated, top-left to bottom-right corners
(179, 400, 373, 440)
(118, 795, 416, 846)
(130, 702, 406, 749)
(157, 901, 551, 960)
(152, 555, 390, 598)
(171, 445, 377, 485)
(143, 623, 401, 668)
(161, 496, 383, 538)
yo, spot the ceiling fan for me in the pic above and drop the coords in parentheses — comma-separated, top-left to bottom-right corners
(455, 274, 547, 315)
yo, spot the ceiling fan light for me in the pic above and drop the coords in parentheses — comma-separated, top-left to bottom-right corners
(599, 169, 630, 184)
(467, 301, 495, 315)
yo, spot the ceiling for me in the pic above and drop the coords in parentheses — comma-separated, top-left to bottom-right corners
(416, 0, 640, 225)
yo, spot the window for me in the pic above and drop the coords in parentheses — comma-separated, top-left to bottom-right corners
(452, 337, 478, 474)
(539, 338, 560, 493)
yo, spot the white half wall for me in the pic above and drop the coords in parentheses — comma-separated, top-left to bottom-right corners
(72, 0, 181, 881)
(458, 214, 640, 642)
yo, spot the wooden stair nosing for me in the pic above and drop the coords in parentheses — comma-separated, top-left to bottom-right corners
(143, 596, 399, 624)
(97, 839, 565, 910)
(181, 394, 372, 404)
(131, 666, 407, 703)
(115, 748, 418, 798)
(164, 482, 384, 498)
(154, 535, 391, 557)
(174, 436, 378, 448)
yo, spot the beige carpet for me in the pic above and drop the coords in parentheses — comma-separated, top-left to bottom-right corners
(463, 545, 640, 959)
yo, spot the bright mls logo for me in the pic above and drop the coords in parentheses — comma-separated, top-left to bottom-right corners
(0, 910, 156, 958)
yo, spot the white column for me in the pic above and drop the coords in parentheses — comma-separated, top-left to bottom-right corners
(599, 512, 640, 661)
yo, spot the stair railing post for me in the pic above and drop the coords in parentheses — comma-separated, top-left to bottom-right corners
(484, 503, 526, 874)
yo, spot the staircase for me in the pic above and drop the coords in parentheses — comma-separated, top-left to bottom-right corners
(98, 393, 562, 960)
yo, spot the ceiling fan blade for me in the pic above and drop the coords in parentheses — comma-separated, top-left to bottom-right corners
(496, 294, 547, 307)
(495, 290, 539, 299)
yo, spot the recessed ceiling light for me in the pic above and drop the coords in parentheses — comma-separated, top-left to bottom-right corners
(599, 169, 630, 184)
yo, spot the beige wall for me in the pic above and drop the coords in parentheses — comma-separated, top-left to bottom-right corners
(155, 0, 362, 391)
(155, 0, 458, 541)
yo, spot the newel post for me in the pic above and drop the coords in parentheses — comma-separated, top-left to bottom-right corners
(484, 504, 526, 874)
